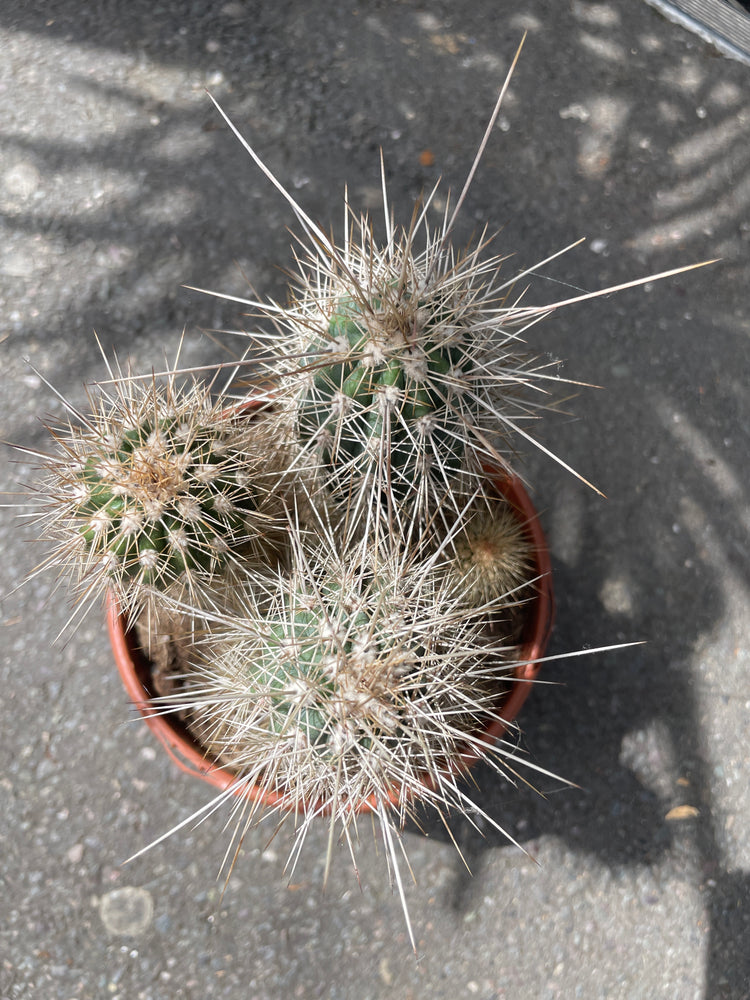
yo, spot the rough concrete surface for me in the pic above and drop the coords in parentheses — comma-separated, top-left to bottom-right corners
(1, 2, 748, 998)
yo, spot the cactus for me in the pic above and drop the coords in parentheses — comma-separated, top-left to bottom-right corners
(280, 215, 553, 533)
(25, 369, 292, 622)
(438, 493, 534, 615)
(296, 283, 471, 509)
(165, 537, 528, 905)
(203, 103, 569, 532)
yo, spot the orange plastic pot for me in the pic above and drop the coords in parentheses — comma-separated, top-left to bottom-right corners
(108, 470, 553, 812)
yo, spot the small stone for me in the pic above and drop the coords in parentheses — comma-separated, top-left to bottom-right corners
(100, 886, 154, 935)
(599, 576, 634, 616)
(379, 958, 392, 986)
(67, 843, 84, 864)
(665, 804, 699, 821)
(559, 103, 590, 122)
(3, 161, 41, 199)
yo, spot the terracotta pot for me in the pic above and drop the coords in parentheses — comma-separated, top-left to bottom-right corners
(108, 470, 554, 811)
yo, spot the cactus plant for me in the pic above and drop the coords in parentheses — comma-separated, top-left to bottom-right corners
(229, 191, 561, 533)
(151, 528, 538, 948)
(21, 366, 292, 625)
(437, 492, 534, 615)
(177, 537, 519, 794)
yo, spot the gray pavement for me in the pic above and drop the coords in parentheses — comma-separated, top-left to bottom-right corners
(1, 2, 749, 998)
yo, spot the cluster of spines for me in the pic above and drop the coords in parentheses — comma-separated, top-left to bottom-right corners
(271, 214, 557, 534)
(29, 373, 292, 622)
(168, 536, 526, 838)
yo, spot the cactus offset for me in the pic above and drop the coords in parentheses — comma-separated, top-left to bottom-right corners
(25, 370, 291, 622)
(438, 493, 534, 614)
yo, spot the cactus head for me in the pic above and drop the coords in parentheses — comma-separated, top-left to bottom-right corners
(297, 291, 470, 509)
(439, 494, 534, 614)
(187, 559, 417, 788)
(172, 535, 525, 841)
(30, 371, 291, 622)
(262, 204, 565, 540)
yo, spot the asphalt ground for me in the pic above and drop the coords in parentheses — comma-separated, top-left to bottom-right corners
(1, 2, 749, 998)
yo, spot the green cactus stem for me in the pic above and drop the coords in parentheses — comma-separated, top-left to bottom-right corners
(27, 371, 291, 621)
(297, 294, 469, 505)
(169, 537, 526, 826)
